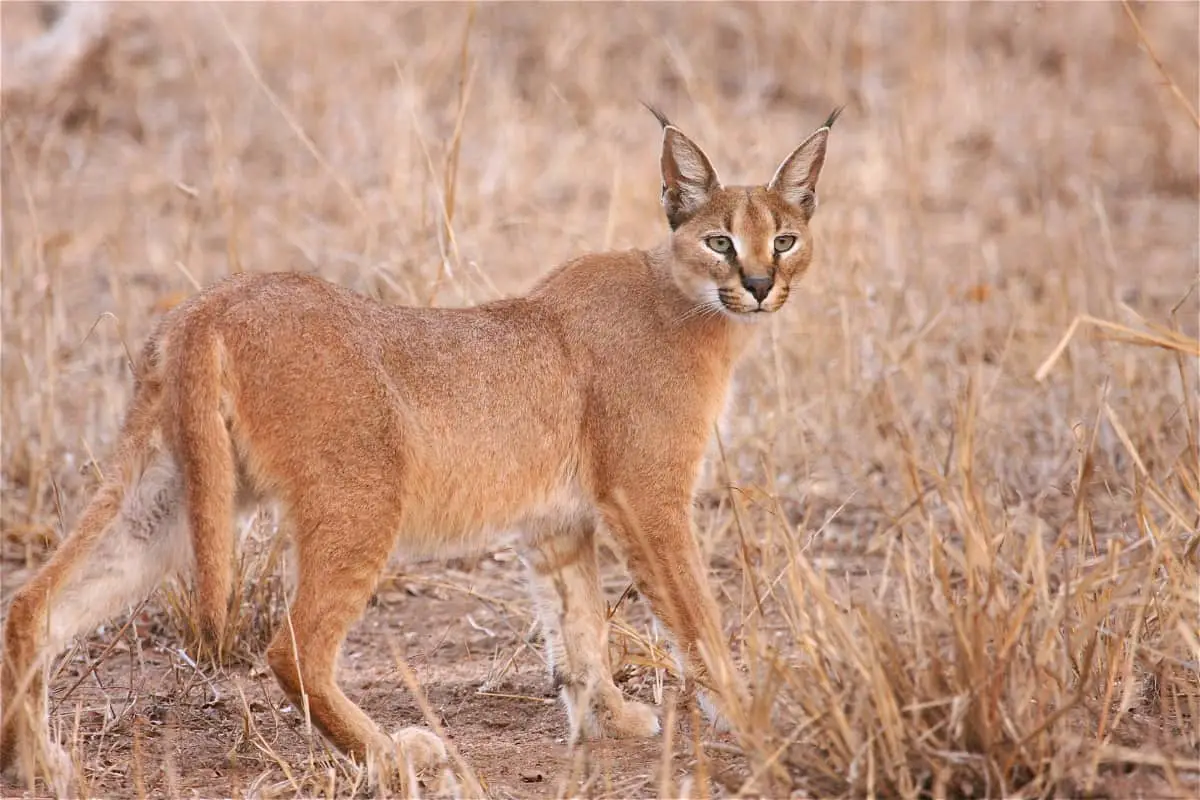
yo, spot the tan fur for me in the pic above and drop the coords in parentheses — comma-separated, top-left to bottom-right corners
(0, 107, 839, 791)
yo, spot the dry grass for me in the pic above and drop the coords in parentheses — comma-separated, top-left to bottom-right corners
(2, 2, 1198, 798)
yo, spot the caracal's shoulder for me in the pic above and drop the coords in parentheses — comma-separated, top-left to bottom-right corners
(529, 247, 656, 299)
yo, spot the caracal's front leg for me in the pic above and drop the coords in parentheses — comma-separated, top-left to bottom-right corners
(522, 520, 659, 742)
(598, 490, 748, 732)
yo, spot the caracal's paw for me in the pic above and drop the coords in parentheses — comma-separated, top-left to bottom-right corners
(366, 726, 451, 795)
(596, 698, 661, 739)
(392, 727, 448, 774)
(7, 739, 76, 797)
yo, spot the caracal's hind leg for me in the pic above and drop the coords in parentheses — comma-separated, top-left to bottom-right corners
(265, 501, 448, 792)
(522, 519, 660, 742)
(1, 454, 190, 793)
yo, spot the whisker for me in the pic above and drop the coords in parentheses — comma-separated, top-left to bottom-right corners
(675, 298, 726, 325)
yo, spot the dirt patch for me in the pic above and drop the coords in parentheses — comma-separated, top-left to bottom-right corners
(1, 549, 752, 798)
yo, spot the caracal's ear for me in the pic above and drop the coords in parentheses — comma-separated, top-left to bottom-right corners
(767, 105, 844, 218)
(644, 102, 721, 229)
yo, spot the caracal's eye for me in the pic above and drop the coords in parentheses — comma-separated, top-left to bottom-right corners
(705, 235, 734, 255)
(774, 234, 798, 254)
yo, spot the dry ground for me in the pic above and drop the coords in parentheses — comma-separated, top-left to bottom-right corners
(1, 2, 1198, 798)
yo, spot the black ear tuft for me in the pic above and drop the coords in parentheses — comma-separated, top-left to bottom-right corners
(641, 101, 673, 130)
(653, 109, 721, 229)
(823, 105, 845, 130)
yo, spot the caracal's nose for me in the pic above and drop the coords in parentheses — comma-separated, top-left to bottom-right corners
(741, 276, 773, 304)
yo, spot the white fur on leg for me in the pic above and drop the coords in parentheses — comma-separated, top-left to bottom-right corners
(559, 682, 592, 744)
(42, 739, 74, 798)
(13, 723, 75, 797)
(46, 456, 189, 657)
(698, 689, 733, 733)
(13, 454, 189, 793)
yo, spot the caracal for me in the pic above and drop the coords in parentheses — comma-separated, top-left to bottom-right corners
(1, 106, 840, 792)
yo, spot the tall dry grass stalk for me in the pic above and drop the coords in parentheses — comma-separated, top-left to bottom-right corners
(715, 333, 1200, 797)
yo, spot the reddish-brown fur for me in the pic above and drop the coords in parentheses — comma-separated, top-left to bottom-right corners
(0, 108, 839, 792)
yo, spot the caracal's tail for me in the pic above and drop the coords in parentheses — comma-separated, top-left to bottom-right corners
(165, 326, 236, 656)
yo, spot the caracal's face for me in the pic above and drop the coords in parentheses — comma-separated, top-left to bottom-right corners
(651, 107, 838, 321)
(670, 186, 815, 318)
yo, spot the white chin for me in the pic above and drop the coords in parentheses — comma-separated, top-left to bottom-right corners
(720, 306, 771, 322)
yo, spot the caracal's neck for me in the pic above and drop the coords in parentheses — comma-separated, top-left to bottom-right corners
(643, 242, 760, 363)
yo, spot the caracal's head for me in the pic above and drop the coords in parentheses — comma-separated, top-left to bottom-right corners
(649, 105, 841, 318)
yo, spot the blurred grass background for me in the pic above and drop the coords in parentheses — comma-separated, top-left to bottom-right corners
(2, 2, 1197, 798)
